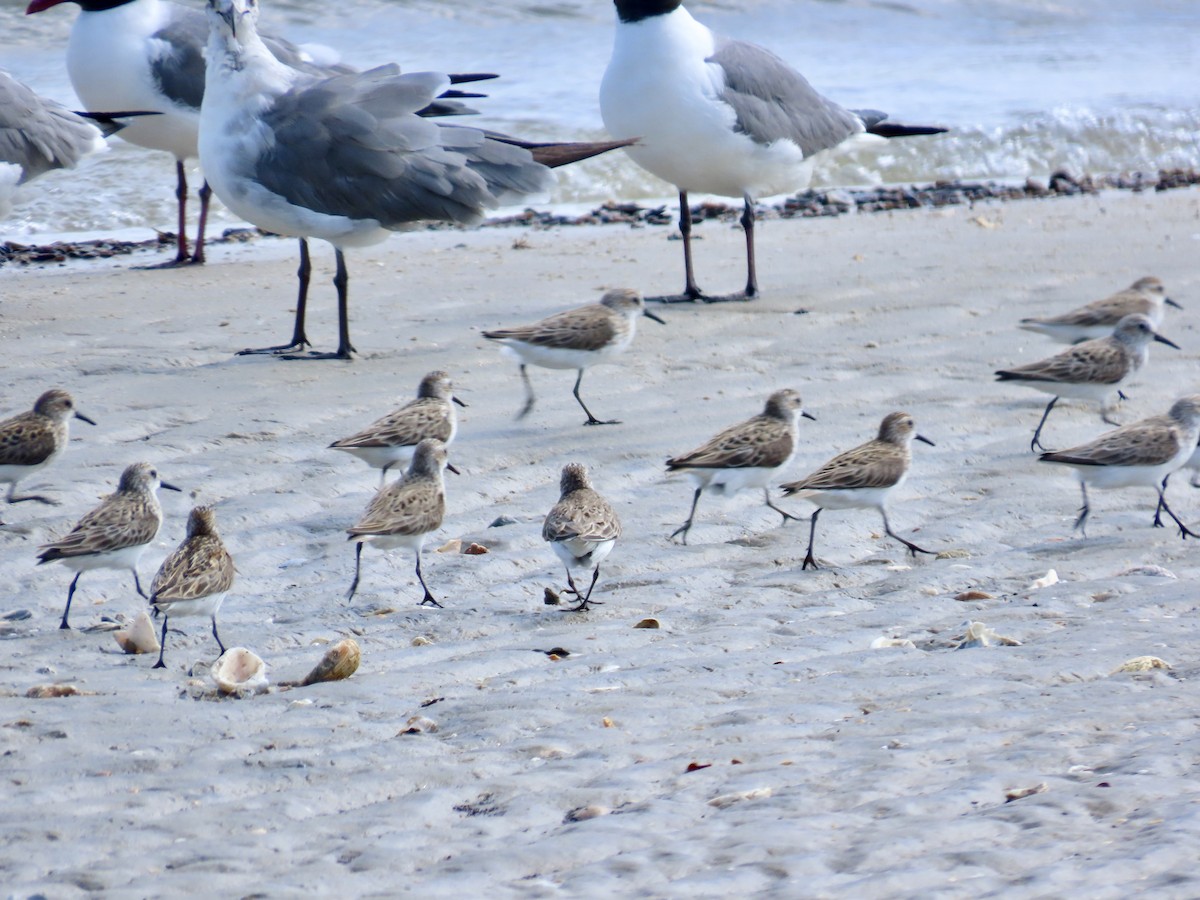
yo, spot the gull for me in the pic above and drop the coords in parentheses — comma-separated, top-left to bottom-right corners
(0, 389, 96, 510)
(781, 412, 934, 569)
(36, 462, 181, 629)
(543, 463, 621, 612)
(666, 388, 812, 544)
(995, 314, 1178, 452)
(346, 438, 456, 608)
(1039, 395, 1200, 539)
(201, 0, 632, 360)
(0, 69, 147, 218)
(600, 0, 945, 303)
(148, 505, 235, 668)
(483, 289, 664, 425)
(1020, 277, 1181, 344)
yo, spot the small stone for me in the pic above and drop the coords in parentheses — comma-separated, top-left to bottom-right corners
(633, 618, 660, 629)
(955, 590, 993, 601)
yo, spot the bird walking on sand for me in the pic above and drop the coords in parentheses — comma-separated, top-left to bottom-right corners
(200, 0, 631, 359)
(1039, 395, 1200, 539)
(330, 371, 466, 484)
(995, 314, 1178, 453)
(149, 505, 235, 668)
(543, 463, 622, 612)
(600, 0, 945, 303)
(483, 288, 665, 425)
(346, 438, 455, 607)
(666, 388, 812, 544)
(0, 389, 96, 509)
(36, 462, 181, 629)
(782, 412, 934, 569)
(1020, 277, 1180, 345)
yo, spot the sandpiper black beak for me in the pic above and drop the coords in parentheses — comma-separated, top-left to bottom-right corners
(1153, 333, 1180, 349)
(75, 412, 97, 426)
(1166, 297, 1183, 309)
(452, 396, 468, 408)
(915, 435, 935, 447)
(446, 463, 461, 475)
(801, 411, 817, 421)
(161, 481, 183, 492)
(644, 310, 667, 325)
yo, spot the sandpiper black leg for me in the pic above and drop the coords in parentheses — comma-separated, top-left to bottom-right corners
(1154, 488, 1198, 540)
(575, 370, 618, 426)
(59, 572, 82, 630)
(516, 364, 537, 420)
(153, 614, 169, 669)
(415, 552, 443, 608)
(211, 616, 226, 655)
(132, 569, 147, 599)
(346, 541, 364, 601)
(1030, 397, 1058, 453)
(238, 238, 313, 355)
(882, 510, 933, 558)
(802, 508, 822, 570)
(1074, 482, 1090, 535)
(670, 486, 704, 545)
(566, 567, 602, 612)
(764, 487, 801, 524)
(1153, 475, 1170, 528)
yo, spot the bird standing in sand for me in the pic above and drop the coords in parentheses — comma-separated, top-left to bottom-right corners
(666, 388, 812, 544)
(346, 438, 455, 608)
(782, 412, 934, 569)
(330, 371, 466, 485)
(149, 505, 235, 668)
(995, 314, 1178, 452)
(36, 462, 181, 629)
(484, 288, 664, 425)
(600, 0, 945, 302)
(543, 463, 622, 612)
(1019, 277, 1180, 345)
(0, 389, 96, 510)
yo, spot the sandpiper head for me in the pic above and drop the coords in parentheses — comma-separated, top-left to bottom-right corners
(763, 388, 813, 423)
(1167, 395, 1200, 428)
(1112, 313, 1177, 349)
(614, 0, 684, 23)
(600, 288, 664, 324)
(410, 438, 450, 476)
(1131, 276, 1181, 309)
(559, 462, 592, 495)
(33, 389, 96, 425)
(417, 371, 454, 400)
(186, 505, 220, 539)
(878, 412, 934, 447)
(118, 462, 182, 494)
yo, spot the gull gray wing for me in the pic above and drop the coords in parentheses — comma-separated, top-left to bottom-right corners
(708, 37, 863, 157)
(254, 67, 552, 228)
(147, 11, 208, 110)
(0, 71, 100, 181)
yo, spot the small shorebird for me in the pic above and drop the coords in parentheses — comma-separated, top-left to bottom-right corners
(36, 462, 181, 629)
(346, 438, 455, 607)
(329, 371, 466, 484)
(149, 505, 235, 668)
(483, 288, 665, 425)
(543, 463, 622, 612)
(1039, 395, 1200, 538)
(666, 388, 812, 544)
(782, 412, 934, 569)
(0, 389, 96, 509)
(1020, 277, 1180, 345)
(995, 314, 1178, 452)
(600, 0, 944, 303)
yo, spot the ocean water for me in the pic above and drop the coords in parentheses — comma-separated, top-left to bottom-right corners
(2, 0, 1198, 235)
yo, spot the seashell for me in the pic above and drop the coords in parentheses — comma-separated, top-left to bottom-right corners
(400, 715, 438, 735)
(1111, 656, 1171, 674)
(463, 542, 489, 555)
(564, 805, 610, 823)
(436, 539, 462, 554)
(956, 621, 1021, 649)
(708, 787, 772, 808)
(955, 590, 993, 601)
(1116, 565, 1176, 579)
(601, 717, 614, 728)
(300, 638, 360, 686)
(870, 636, 916, 650)
(411, 635, 433, 647)
(1004, 783, 1048, 803)
(633, 618, 660, 629)
(543, 588, 561, 606)
(1027, 569, 1059, 590)
(936, 549, 971, 560)
(210, 648, 269, 697)
(114, 611, 161, 655)
(25, 683, 87, 698)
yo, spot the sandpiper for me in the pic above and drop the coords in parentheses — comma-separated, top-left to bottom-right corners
(1020, 277, 1180, 345)
(543, 463, 622, 612)
(0, 389, 96, 509)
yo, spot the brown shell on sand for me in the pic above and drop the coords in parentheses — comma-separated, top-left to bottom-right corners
(301, 638, 361, 686)
(26, 684, 92, 698)
(114, 611, 161, 655)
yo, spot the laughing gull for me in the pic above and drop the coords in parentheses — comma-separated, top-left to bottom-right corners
(201, 0, 632, 361)
(600, 0, 946, 303)
(0, 69, 147, 217)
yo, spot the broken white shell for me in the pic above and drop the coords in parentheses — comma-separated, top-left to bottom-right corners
(870, 636, 917, 650)
(114, 611, 161, 655)
(1027, 569, 1059, 590)
(210, 648, 269, 697)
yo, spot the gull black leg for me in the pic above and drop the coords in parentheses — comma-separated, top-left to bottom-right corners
(670, 486, 704, 545)
(882, 510, 933, 558)
(283, 247, 355, 360)
(1030, 397, 1058, 453)
(764, 487, 801, 525)
(415, 552, 442, 608)
(238, 238, 313, 355)
(802, 508, 822, 570)
(649, 191, 706, 303)
(739, 195, 759, 300)
(153, 614, 169, 669)
(59, 572, 82, 630)
(346, 541, 365, 601)
(191, 180, 212, 265)
(575, 370, 618, 426)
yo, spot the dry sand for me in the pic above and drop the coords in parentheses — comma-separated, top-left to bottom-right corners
(2, 186, 1200, 896)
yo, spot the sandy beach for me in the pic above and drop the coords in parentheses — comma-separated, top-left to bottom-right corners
(2, 186, 1200, 895)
